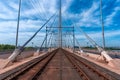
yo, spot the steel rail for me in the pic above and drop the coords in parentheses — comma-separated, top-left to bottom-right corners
(7, 49, 58, 80)
(63, 51, 90, 80)
(72, 55, 114, 80)
(63, 49, 116, 80)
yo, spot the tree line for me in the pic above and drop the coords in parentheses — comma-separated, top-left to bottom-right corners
(0, 44, 15, 51)
(0, 44, 35, 51)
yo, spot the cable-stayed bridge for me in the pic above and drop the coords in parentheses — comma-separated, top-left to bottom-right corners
(0, 0, 120, 80)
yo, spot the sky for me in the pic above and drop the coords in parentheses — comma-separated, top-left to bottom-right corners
(0, 0, 120, 47)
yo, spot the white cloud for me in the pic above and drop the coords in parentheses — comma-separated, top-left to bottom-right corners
(63, 1, 100, 27)
(0, 2, 17, 19)
(75, 29, 120, 40)
(75, 29, 120, 46)
(105, 6, 120, 26)
(62, 0, 73, 13)
(0, 21, 17, 32)
(0, 20, 46, 45)
(116, 0, 120, 2)
(0, 20, 43, 32)
(0, 0, 120, 47)
(78, 2, 100, 27)
(0, 0, 56, 45)
(0, 32, 16, 45)
(9, 1, 19, 10)
(30, 0, 57, 18)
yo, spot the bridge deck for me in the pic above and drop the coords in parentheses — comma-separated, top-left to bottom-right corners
(36, 49, 81, 80)
(0, 48, 120, 80)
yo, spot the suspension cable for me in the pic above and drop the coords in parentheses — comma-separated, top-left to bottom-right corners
(30, 0, 45, 20)
(47, 32, 53, 47)
(66, 32, 73, 47)
(38, 0, 48, 19)
(19, 12, 57, 52)
(69, 32, 83, 51)
(49, 33, 54, 48)
(38, 14, 57, 51)
(78, 28, 98, 47)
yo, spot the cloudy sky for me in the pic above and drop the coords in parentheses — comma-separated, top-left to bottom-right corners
(0, 0, 120, 47)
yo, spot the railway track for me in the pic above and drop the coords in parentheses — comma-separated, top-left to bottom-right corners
(2, 48, 119, 80)
(3, 49, 58, 80)
(63, 49, 117, 80)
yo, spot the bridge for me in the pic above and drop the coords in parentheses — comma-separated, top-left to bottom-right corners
(0, 0, 120, 80)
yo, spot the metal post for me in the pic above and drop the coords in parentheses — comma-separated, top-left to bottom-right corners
(74, 35, 83, 52)
(16, 0, 21, 48)
(73, 27, 75, 53)
(48, 32, 53, 48)
(46, 27, 47, 50)
(65, 34, 67, 48)
(100, 0, 105, 49)
(50, 33, 54, 51)
(59, 0, 62, 48)
(8, 13, 56, 62)
(67, 35, 69, 48)
(68, 33, 73, 48)
(32, 42, 34, 48)
(39, 36, 47, 51)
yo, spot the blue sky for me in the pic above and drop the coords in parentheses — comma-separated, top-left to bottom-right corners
(0, 0, 120, 47)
